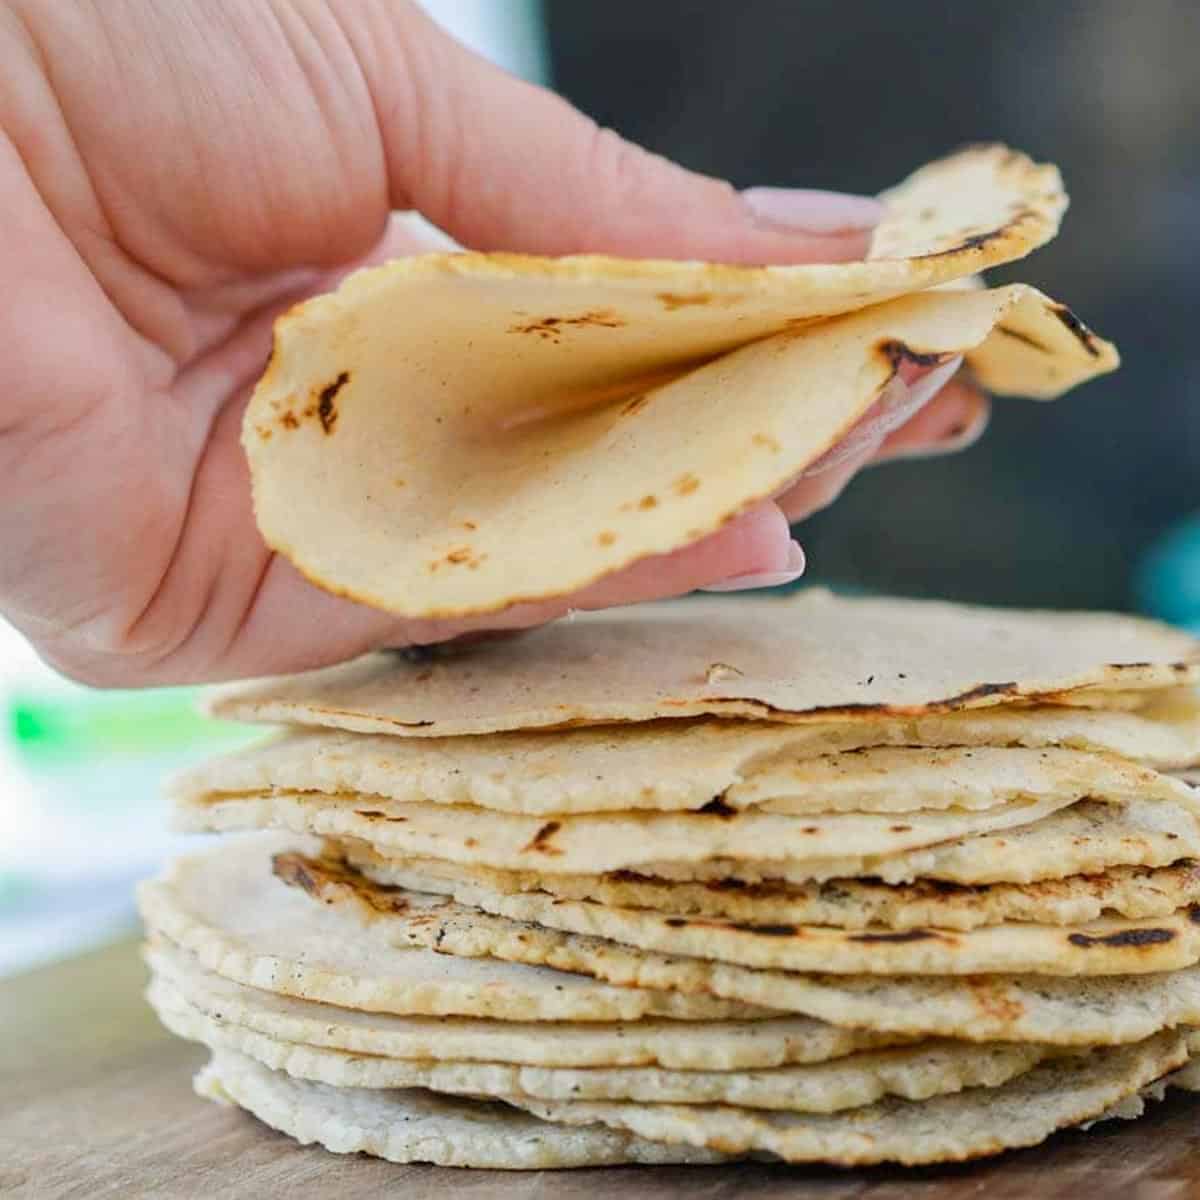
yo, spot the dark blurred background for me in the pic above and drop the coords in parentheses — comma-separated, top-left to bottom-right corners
(545, 0, 1200, 612)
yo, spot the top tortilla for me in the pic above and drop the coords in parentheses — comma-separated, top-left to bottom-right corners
(208, 590, 1200, 737)
(243, 145, 1116, 617)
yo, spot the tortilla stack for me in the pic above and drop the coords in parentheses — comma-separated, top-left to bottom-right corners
(144, 588, 1200, 1168)
(141, 146, 1200, 1169)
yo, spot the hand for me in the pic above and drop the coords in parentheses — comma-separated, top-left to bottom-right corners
(0, 0, 986, 685)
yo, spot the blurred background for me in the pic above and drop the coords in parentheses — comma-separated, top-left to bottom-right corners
(3, 0, 1197, 975)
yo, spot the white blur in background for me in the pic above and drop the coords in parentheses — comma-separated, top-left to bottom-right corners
(0, 0, 548, 979)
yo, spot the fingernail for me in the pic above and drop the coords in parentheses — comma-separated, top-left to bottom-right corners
(700, 541, 806, 592)
(876, 394, 991, 463)
(798, 357, 963, 479)
(742, 188, 884, 235)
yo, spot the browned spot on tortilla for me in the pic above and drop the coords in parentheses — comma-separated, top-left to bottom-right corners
(657, 292, 712, 310)
(969, 981, 1026, 1024)
(663, 916, 800, 937)
(849, 929, 941, 944)
(432, 546, 488, 572)
(272, 852, 411, 917)
(523, 821, 563, 855)
(462, 520, 478, 531)
(255, 425, 273, 441)
(280, 411, 300, 430)
(730, 922, 800, 937)
(1067, 928, 1176, 948)
(890, 824, 913, 833)
(621, 394, 651, 417)
(271, 852, 321, 898)
(878, 340, 953, 371)
(698, 797, 737, 818)
(464, 838, 478, 848)
(354, 809, 405, 822)
(509, 310, 626, 341)
(994, 325, 1051, 353)
(1051, 305, 1102, 358)
(316, 371, 349, 434)
(752, 432, 781, 452)
(597, 531, 617, 547)
(674, 472, 700, 496)
(638, 494, 658, 510)
(393, 478, 407, 488)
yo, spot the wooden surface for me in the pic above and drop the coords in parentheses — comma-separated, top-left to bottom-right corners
(6, 939, 1200, 1199)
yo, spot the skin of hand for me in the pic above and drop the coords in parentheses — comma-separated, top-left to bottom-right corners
(0, 0, 987, 686)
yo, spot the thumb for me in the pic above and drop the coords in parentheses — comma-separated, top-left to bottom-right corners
(343, 3, 882, 263)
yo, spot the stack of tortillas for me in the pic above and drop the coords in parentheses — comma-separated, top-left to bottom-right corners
(138, 146, 1200, 1170)
(142, 589, 1200, 1170)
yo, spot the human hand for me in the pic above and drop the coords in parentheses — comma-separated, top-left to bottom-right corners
(0, 0, 986, 684)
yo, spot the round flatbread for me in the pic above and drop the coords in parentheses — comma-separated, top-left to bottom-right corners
(158, 987, 1044, 1112)
(208, 591, 1200, 738)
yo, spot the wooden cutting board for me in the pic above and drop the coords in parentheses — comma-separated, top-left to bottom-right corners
(4, 936, 1200, 1199)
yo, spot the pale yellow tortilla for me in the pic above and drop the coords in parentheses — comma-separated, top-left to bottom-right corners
(194, 1049, 728, 1168)
(173, 789, 1073, 874)
(173, 725, 1197, 816)
(158, 985, 1045, 1112)
(346, 846, 1200, 932)
(283, 851, 1200, 978)
(138, 836, 772, 1023)
(243, 141, 1117, 618)
(208, 591, 1200, 737)
(509, 1034, 1186, 1165)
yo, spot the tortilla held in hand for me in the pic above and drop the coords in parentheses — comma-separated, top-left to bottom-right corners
(243, 145, 1117, 618)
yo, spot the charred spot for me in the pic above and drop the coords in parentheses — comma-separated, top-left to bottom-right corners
(316, 372, 349, 434)
(924, 879, 973, 896)
(1068, 928, 1176, 949)
(434, 927, 448, 950)
(730, 922, 799, 937)
(942, 681, 1020, 706)
(621, 394, 651, 417)
(890, 824, 913, 833)
(523, 821, 563, 855)
(704, 878, 750, 893)
(509, 310, 625, 341)
(994, 325, 1051, 353)
(849, 929, 939, 944)
(1051, 305, 1102, 358)
(280, 411, 300, 430)
(879, 340, 950, 371)
(1189, 906, 1200, 925)
(698, 797, 737, 818)
(354, 809, 404, 822)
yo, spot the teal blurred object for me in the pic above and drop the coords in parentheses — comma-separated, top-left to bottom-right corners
(1136, 512, 1200, 632)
